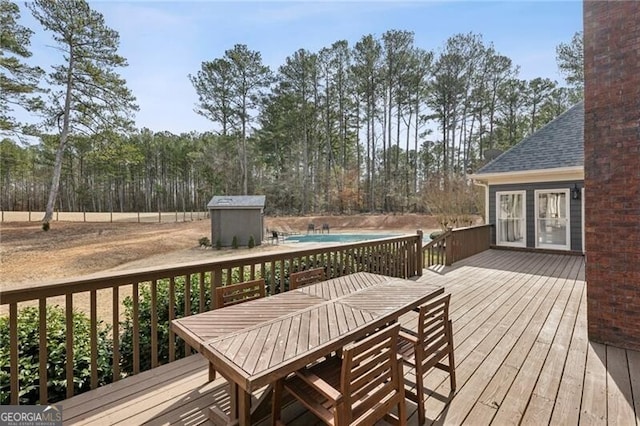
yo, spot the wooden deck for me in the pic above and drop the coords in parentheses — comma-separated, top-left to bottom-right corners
(59, 250, 640, 426)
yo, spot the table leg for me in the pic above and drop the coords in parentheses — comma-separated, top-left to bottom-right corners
(238, 387, 251, 426)
(208, 383, 269, 426)
(229, 382, 251, 425)
(229, 382, 238, 422)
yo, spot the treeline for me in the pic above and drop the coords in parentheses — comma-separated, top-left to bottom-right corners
(1, 1, 583, 216)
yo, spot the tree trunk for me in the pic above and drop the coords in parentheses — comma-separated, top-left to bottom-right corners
(43, 48, 74, 226)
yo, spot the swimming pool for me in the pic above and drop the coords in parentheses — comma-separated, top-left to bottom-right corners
(284, 233, 400, 243)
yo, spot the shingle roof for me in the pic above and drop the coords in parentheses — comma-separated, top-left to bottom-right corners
(207, 195, 266, 209)
(476, 102, 584, 174)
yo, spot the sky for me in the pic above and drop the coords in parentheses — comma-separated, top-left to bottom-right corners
(19, 0, 583, 135)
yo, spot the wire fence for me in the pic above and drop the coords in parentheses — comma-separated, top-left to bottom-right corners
(1, 211, 210, 223)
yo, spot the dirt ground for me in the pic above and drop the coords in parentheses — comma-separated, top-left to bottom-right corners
(0, 214, 441, 287)
(0, 214, 444, 319)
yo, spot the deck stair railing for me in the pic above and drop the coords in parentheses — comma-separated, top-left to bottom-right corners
(423, 224, 492, 267)
(0, 232, 423, 406)
(422, 228, 453, 267)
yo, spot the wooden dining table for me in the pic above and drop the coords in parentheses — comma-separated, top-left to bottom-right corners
(171, 272, 443, 426)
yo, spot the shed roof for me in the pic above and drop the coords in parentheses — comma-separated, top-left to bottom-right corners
(207, 195, 266, 209)
(475, 102, 584, 175)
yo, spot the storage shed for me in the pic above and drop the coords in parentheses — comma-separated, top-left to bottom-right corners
(207, 195, 265, 247)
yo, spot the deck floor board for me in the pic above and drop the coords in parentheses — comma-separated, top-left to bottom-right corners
(58, 250, 639, 426)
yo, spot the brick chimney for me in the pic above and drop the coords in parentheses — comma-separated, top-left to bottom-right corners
(584, 1, 640, 351)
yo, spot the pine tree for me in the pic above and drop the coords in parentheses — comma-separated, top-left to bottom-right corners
(0, 0, 43, 132)
(556, 31, 583, 91)
(27, 0, 138, 227)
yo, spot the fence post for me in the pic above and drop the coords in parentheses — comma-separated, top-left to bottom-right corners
(445, 227, 453, 266)
(416, 230, 423, 276)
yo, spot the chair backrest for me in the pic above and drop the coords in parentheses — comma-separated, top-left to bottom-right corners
(289, 267, 325, 290)
(415, 293, 452, 370)
(341, 323, 403, 424)
(214, 279, 266, 309)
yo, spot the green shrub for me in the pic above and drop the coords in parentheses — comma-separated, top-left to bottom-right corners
(248, 235, 255, 249)
(119, 276, 206, 374)
(198, 236, 211, 247)
(231, 236, 238, 249)
(0, 306, 113, 405)
(429, 230, 444, 240)
(215, 238, 222, 250)
(119, 271, 245, 373)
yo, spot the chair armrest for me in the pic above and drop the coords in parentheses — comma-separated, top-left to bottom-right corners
(399, 328, 419, 345)
(296, 369, 343, 404)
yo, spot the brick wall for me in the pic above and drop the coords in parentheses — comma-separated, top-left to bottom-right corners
(584, 1, 640, 351)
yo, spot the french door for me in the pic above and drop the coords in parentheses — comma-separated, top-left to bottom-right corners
(496, 191, 526, 247)
(535, 189, 570, 250)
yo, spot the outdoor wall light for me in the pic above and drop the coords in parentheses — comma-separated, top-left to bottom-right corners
(571, 184, 581, 201)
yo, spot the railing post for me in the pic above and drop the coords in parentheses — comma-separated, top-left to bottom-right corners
(416, 230, 423, 276)
(445, 227, 453, 266)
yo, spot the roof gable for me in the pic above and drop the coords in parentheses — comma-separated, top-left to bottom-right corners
(476, 102, 584, 175)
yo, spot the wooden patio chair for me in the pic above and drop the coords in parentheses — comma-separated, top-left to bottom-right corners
(289, 267, 325, 290)
(272, 323, 406, 426)
(214, 278, 266, 309)
(397, 293, 456, 425)
(208, 279, 266, 381)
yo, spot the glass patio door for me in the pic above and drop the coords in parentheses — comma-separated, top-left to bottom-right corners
(496, 191, 526, 247)
(535, 190, 570, 250)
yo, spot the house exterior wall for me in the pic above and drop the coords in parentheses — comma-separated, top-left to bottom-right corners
(488, 181, 584, 252)
(210, 209, 263, 247)
(584, 1, 640, 351)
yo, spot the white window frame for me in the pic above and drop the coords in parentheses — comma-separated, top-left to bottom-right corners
(534, 188, 571, 251)
(496, 190, 527, 248)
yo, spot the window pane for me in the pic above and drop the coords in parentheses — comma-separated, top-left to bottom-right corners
(499, 193, 523, 219)
(538, 192, 567, 219)
(498, 193, 524, 244)
(537, 192, 568, 247)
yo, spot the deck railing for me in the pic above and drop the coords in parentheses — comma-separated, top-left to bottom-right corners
(423, 224, 492, 267)
(422, 228, 453, 267)
(0, 232, 423, 405)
